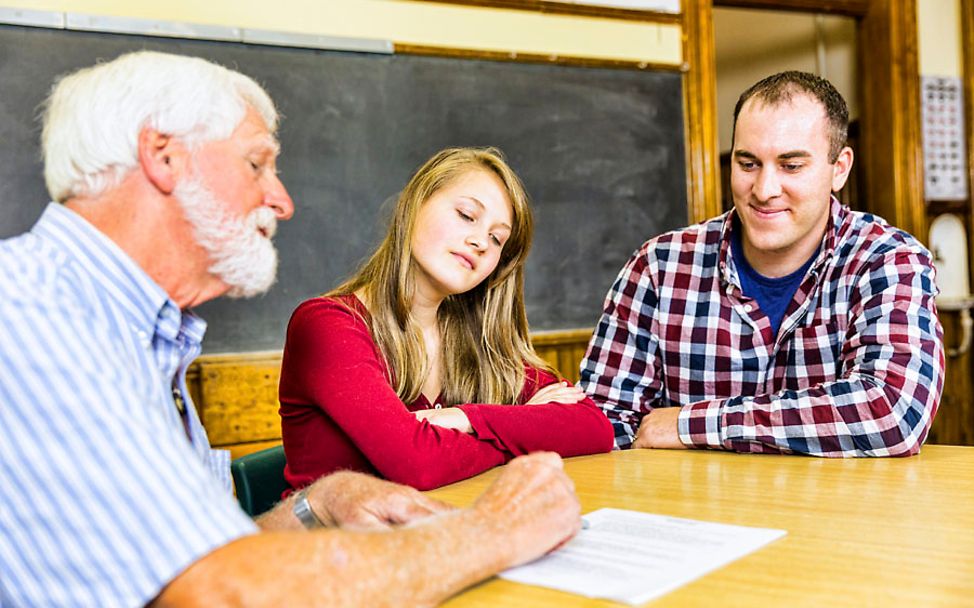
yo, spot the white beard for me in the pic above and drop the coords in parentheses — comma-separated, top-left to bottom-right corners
(174, 176, 279, 299)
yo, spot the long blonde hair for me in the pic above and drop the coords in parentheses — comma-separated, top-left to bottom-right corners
(329, 147, 552, 405)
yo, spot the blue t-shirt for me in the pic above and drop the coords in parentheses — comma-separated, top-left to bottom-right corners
(731, 224, 816, 336)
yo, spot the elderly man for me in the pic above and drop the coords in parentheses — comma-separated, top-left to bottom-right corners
(0, 51, 580, 607)
(581, 71, 944, 457)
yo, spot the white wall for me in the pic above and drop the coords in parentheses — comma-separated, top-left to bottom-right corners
(918, 0, 963, 77)
(0, 0, 682, 64)
(713, 7, 857, 153)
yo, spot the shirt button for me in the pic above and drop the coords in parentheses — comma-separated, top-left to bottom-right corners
(743, 304, 753, 313)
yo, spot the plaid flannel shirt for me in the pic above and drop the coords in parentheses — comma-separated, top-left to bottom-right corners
(580, 198, 944, 457)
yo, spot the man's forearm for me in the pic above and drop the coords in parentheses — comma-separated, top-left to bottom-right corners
(254, 490, 323, 531)
(160, 453, 580, 606)
(680, 377, 932, 456)
(157, 507, 511, 607)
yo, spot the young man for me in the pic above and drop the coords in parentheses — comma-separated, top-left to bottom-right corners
(0, 51, 581, 606)
(581, 71, 944, 457)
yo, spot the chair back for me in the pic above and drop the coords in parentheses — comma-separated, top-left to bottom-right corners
(231, 445, 289, 517)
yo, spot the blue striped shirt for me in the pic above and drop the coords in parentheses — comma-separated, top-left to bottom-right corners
(0, 204, 258, 607)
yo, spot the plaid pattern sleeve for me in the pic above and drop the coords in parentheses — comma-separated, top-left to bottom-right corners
(580, 199, 945, 457)
(579, 231, 668, 450)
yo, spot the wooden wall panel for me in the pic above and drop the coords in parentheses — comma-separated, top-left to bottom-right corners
(858, 0, 926, 241)
(188, 352, 284, 449)
(928, 311, 974, 446)
(532, 328, 594, 384)
(683, 0, 723, 224)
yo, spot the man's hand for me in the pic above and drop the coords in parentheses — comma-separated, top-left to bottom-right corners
(471, 452, 581, 568)
(166, 454, 581, 607)
(525, 381, 587, 405)
(306, 471, 454, 530)
(413, 407, 473, 433)
(632, 407, 687, 449)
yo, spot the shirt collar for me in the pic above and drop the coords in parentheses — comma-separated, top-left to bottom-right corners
(719, 195, 844, 286)
(32, 203, 204, 341)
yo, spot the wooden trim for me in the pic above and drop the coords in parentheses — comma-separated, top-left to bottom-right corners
(393, 43, 683, 71)
(965, 0, 974, 187)
(682, 0, 722, 224)
(228, 439, 283, 461)
(927, 199, 970, 218)
(963, 0, 974, 290)
(712, 0, 868, 17)
(858, 0, 926, 243)
(415, 0, 682, 23)
(192, 350, 284, 365)
(530, 327, 594, 346)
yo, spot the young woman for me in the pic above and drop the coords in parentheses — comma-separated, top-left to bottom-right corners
(279, 147, 613, 491)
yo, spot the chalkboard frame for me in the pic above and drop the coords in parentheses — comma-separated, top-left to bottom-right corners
(416, 0, 683, 23)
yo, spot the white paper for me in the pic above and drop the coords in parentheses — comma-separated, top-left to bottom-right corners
(500, 508, 786, 605)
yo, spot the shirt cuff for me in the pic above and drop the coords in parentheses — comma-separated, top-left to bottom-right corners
(678, 400, 725, 449)
(456, 404, 494, 440)
(456, 404, 514, 455)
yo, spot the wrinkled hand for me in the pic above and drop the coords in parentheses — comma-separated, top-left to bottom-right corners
(307, 471, 454, 530)
(525, 381, 587, 405)
(472, 452, 581, 568)
(413, 407, 473, 433)
(632, 407, 686, 449)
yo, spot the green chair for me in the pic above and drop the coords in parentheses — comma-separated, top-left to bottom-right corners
(231, 444, 289, 517)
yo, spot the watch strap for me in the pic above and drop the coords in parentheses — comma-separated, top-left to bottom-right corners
(292, 488, 325, 529)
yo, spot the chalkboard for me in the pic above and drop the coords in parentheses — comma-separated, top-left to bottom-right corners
(0, 24, 687, 352)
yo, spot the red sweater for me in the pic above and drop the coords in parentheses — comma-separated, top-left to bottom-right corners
(279, 295, 613, 491)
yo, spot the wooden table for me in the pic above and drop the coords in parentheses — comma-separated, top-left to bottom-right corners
(429, 446, 974, 607)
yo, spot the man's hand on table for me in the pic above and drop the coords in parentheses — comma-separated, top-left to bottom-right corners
(633, 407, 687, 449)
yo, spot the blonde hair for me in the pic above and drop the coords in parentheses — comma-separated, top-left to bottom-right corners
(330, 147, 552, 405)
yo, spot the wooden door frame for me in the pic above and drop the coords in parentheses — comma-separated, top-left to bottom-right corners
(963, 0, 974, 285)
(682, 0, 925, 243)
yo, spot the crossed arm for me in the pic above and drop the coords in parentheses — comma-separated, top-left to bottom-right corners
(280, 298, 612, 489)
(582, 247, 944, 457)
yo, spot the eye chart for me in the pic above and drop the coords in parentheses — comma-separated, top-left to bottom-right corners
(921, 76, 968, 201)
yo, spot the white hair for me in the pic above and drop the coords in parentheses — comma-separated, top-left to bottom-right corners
(41, 50, 278, 203)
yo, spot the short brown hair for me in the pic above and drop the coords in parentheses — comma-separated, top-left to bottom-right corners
(732, 71, 849, 163)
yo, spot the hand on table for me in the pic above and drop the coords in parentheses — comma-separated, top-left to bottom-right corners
(632, 407, 687, 449)
(525, 381, 587, 405)
(413, 407, 473, 433)
(307, 471, 455, 530)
